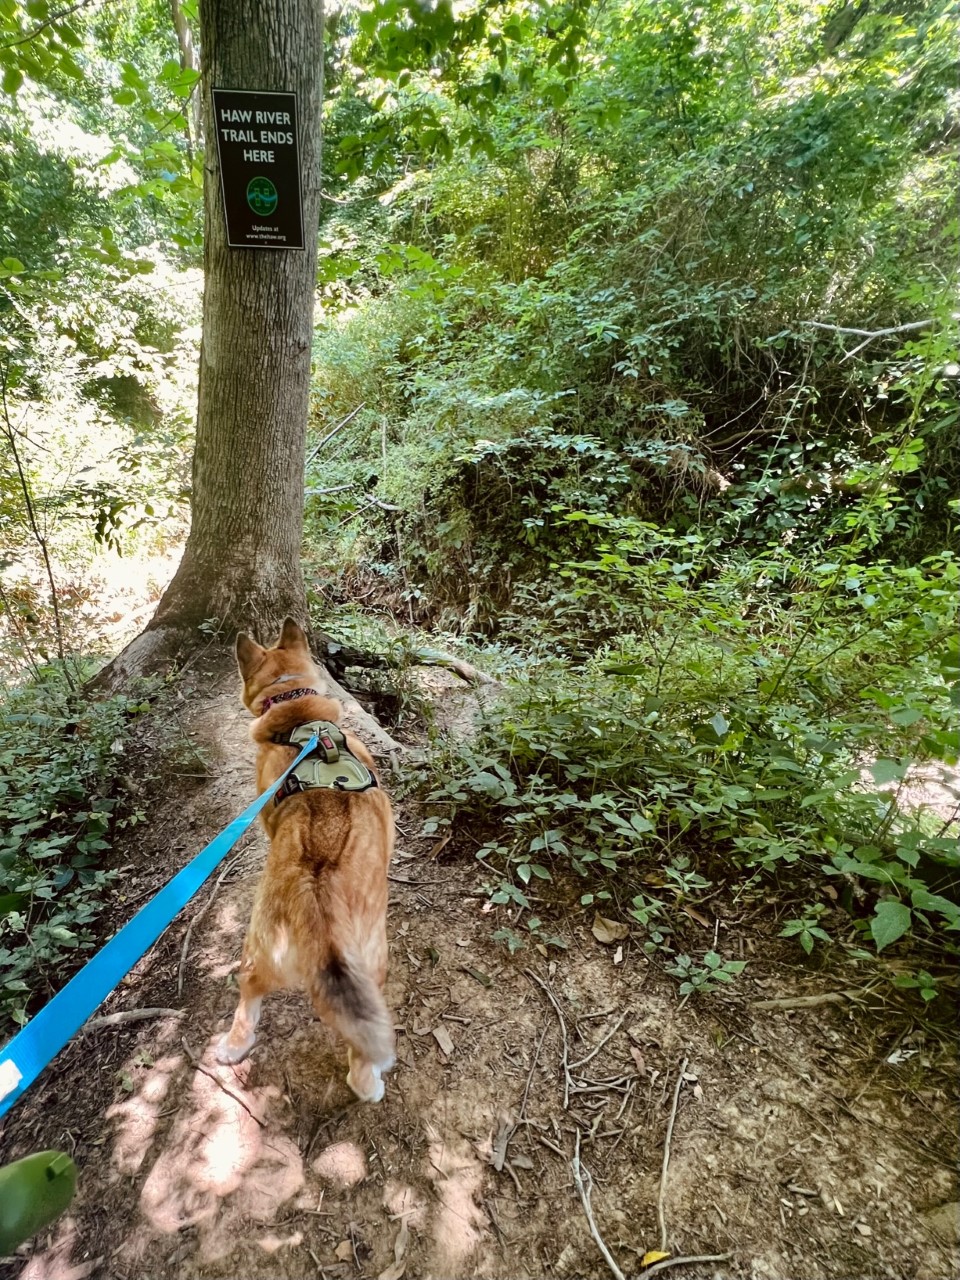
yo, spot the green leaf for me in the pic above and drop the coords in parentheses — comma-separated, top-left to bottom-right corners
(869, 758, 906, 785)
(870, 900, 911, 952)
(889, 708, 923, 727)
(2, 65, 23, 95)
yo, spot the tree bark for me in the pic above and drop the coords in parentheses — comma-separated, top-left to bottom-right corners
(148, 0, 323, 644)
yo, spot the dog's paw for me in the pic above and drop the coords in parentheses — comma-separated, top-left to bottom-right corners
(347, 1062, 386, 1103)
(216, 1032, 255, 1065)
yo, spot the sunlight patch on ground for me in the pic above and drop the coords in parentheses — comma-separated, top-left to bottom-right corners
(424, 1119, 489, 1274)
(101, 1037, 304, 1266)
(383, 1179, 428, 1228)
(18, 1219, 101, 1280)
(312, 1140, 367, 1188)
(106, 1052, 181, 1176)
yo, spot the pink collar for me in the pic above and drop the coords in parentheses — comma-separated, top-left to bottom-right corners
(260, 686, 319, 713)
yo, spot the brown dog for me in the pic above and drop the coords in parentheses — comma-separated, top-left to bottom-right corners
(217, 618, 395, 1102)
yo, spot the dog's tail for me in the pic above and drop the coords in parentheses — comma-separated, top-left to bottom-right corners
(313, 951, 395, 1069)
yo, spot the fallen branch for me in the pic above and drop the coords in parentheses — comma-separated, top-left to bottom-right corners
(658, 1056, 689, 1253)
(305, 483, 353, 497)
(413, 649, 499, 686)
(802, 318, 933, 363)
(802, 319, 933, 338)
(525, 969, 573, 1108)
(572, 1129, 626, 1280)
(306, 403, 365, 466)
(83, 1007, 183, 1033)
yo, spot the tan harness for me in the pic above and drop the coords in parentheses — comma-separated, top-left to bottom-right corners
(274, 720, 377, 805)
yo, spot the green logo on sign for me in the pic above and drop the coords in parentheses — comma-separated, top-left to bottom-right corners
(246, 177, 278, 217)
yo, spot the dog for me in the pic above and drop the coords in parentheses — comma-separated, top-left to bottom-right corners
(216, 618, 396, 1103)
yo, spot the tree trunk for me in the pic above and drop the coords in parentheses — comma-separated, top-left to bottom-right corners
(149, 0, 322, 646)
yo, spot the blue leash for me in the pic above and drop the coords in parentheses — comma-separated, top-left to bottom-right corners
(0, 733, 319, 1120)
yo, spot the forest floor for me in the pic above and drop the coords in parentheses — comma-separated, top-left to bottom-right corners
(0, 654, 957, 1280)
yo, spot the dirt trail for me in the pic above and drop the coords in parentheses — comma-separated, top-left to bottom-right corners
(0, 664, 957, 1280)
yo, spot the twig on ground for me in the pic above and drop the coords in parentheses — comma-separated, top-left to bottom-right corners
(571, 1129, 626, 1280)
(177, 852, 242, 996)
(637, 1252, 734, 1278)
(519, 1021, 549, 1121)
(181, 1037, 265, 1127)
(658, 1056, 689, 1254)
(525, 969, 573, 1108)
(570, 1011, 628, 1072)
(752, 991, 856, 1010)
(83, 1007, 183, 1033)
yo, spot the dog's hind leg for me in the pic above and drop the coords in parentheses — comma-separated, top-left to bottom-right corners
(217, 954, 274, 1065)
(312, 952, 395, 1102)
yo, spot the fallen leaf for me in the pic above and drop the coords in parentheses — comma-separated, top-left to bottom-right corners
(613, 944, 624, 965)
(335, 1241, 353, 1262)
(641, 1250, 671, 1266)
(693, 1082, 704, 1101)
(630, 1046, 646, 1075)
(681, 903, 711, 928)
(377, 1264, 406, 1280)
(511, 1154, 534, 1170)
(433, 1025, 455, 1056)
(854, 1222, 872, 1237)
(394, 1219, 410, 1264)
(462, 965, 492, 987)
(592, 914, 629, 945)
(430, 833, 452, 859)
(491, 1113, 515, 1171)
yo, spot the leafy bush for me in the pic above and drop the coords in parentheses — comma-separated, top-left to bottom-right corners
(423, 516, 959, 979)
(0, 667, 155, 1028)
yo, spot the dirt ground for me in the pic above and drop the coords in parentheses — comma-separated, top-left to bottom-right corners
(1, 659, 957, 1280)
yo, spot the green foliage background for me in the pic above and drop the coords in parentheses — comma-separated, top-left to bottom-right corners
(0, 0, 957, 1026)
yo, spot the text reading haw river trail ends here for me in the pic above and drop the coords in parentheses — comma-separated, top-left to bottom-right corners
(219, 106, 294, 164)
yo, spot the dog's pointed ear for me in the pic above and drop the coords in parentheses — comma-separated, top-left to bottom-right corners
(236, 632, 266, 680)
(278, 616, 308, 651)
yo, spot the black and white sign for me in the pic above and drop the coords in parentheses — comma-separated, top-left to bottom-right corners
(212, 88, 304, 250)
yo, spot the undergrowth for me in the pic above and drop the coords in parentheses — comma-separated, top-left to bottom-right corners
(421, 519, 959, 996)
(0, 666, 157, 1028)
